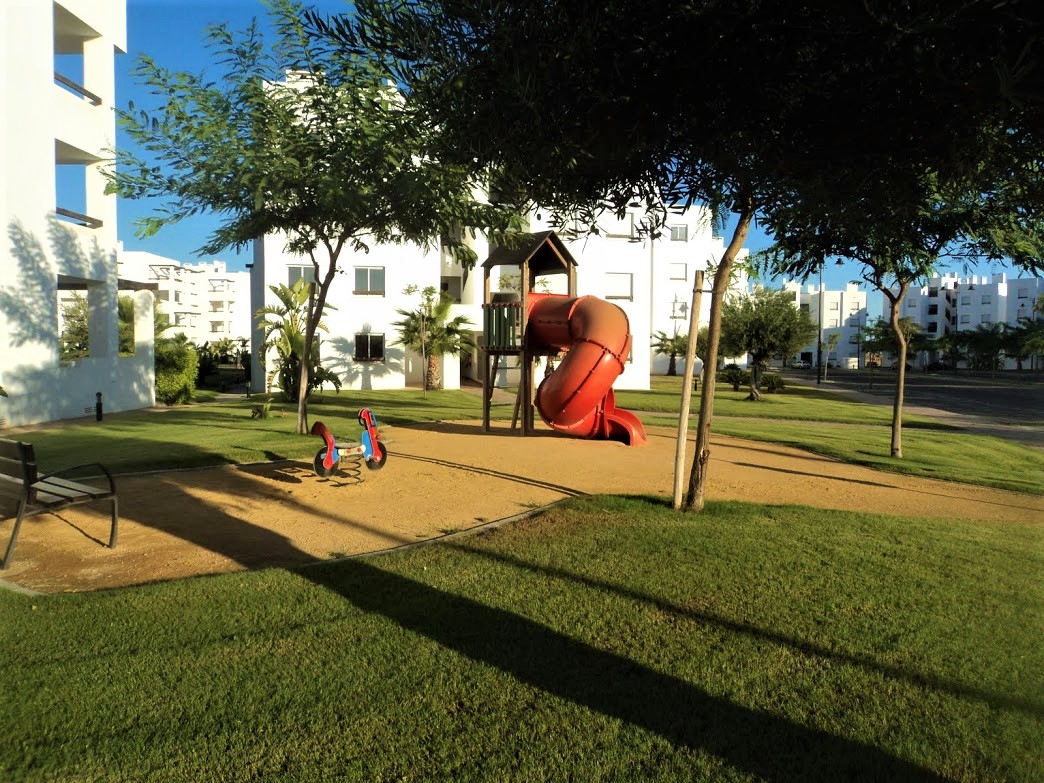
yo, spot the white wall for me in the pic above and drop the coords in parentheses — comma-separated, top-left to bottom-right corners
(0, 0, 153, 427)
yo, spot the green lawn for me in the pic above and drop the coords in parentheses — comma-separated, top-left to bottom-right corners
(12, 380, 1041, 494)
(613, 376, 957, 428)
(1, 496, 1040, 781)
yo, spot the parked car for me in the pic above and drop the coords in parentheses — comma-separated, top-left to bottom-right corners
(791, 360, 811, 369)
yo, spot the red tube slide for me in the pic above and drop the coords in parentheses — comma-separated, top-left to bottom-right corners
(527, 293, 647, 446)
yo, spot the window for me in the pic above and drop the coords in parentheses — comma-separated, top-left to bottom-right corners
(906, 300, 917, 308)
(156, 290, 169, 301)
(210, 301, 224, 312)
(960, 314, 970, 323)
(828, 318, 838, 328)
(961, 295, 971, 305)
(354, 333, 385, 362)
(669, 263, 687, 280)
(927, 304, 938, 315)
(982, 313, 992, 323)
(604, 272, 633, 300)
(829, 301, 838, 310)
(354, 266, 385, 295)
(799, 303, 810, 315)
(928, 287, 939, 298)
(288, 265, 316, 287)
(981, 294, 991, 305)
(670, 300, 687, 319)
(1018, 288, 1029, 299)
(210, 321, 224, 333)
(669, 225, 688, 242)
(927, 322, 938, 333)
(174, 291, 181, 304)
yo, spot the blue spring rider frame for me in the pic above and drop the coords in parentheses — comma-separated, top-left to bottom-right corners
(309, 408, 388, 478)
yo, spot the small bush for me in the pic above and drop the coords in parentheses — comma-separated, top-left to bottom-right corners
(720, 363, 750, 391)
(763, 373, 786, 393)
(155, 341, 198, 405)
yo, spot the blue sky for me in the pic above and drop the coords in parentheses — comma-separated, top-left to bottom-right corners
(114, 0, 1012, 320)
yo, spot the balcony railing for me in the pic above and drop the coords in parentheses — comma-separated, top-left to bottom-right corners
(55, 207, 102, 229)
(54, 72, 102, 106)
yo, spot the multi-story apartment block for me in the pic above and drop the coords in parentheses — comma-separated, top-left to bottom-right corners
(782, 281, 870, 369)
(1, 0, 156, 427)
(249, 206, 752, 395)
(891, 272, 1042, 368)
(119, 251, 251, 345)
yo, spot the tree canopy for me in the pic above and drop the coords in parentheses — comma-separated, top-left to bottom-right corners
(719, 289, 817, 400)
(106, 0, 519, 432)
(311, 0, 1042, 501)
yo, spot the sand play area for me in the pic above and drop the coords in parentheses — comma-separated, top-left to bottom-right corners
(2, 421, 1040, 594)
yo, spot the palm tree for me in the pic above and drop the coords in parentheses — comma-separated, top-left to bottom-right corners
(255, 280, 339, 403)
(394, 287, 475, 391)
(651, 331, 689, 376)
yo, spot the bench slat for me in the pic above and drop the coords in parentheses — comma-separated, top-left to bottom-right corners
(40, 475, 113, 498)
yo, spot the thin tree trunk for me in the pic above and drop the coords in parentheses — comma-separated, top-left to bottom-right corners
(672, 270, 704, 509)
(296, 285, 315, 435)
(685, 204, 754, 511)
(668, 355, 677, 376)
(887, 286, 908, 458)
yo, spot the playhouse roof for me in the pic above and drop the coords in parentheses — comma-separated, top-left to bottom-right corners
(481, 231, 577, 275)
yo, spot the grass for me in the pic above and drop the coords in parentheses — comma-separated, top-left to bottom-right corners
(613, 376, 957, 429)
(10, 378, 1040, 493)
(1, 495, 1040, 781)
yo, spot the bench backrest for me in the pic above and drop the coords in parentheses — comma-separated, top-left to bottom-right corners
(0, 439, 39, 488)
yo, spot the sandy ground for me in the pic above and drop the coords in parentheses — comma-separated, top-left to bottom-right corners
(2, 420, 1040, 594)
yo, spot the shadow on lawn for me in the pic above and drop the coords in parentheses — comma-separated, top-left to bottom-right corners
(306, 557, 947, 781)
(444, 540, 1043, 720)
(722, 460, 1041, 511)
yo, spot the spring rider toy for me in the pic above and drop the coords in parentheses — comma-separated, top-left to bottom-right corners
(309, 408, 388, 478)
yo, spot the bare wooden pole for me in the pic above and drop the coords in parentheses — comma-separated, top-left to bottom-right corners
(672, 270, 704, 509)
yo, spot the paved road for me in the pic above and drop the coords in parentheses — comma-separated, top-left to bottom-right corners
(778, 369, 1044, 448)
(785, 369, 1044, 423)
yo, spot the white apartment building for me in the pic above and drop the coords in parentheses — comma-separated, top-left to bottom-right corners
(895, 272, 1042, 369)
(783, 281, 870, 369)
(119, 250, 251, 345)
(249, 206, 751, 395)
(1, 0, 155, 427)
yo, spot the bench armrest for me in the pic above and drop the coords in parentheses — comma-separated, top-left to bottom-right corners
(40, 462, 117, 495)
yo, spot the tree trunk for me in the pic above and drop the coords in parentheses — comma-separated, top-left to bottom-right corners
(685, 204, 753, 511)
(296, 289, 316, 436)
(887, 287, 908, 459)
(426, 353, 442, 390)
(672, 270, 704, 509)
(746, 362, 762, 401)
(667, 355, 677, 376)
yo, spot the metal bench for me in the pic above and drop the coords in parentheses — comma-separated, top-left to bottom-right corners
(0, 438, 118, 570)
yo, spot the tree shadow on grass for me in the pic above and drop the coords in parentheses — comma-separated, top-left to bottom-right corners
(305, 557, 947, 781)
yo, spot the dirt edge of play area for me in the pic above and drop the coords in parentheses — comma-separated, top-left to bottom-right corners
(2, 422, 1040, 594)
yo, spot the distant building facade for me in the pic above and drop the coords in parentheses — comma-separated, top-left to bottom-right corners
(782, 281, 870, 369)
(119, 251, 251, 345)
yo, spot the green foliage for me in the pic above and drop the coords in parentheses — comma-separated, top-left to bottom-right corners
(650, 330, 688, 376)
(719, 363, 749, 392)
(255, 279, 340, 402)
(105, 0, 521, 432)
(762, 373, 785, 393)
(154, 339, 198, 405)
(59, 294, 90, 361)
(393, 286, 476, 390)
(720, 288, 817, 398)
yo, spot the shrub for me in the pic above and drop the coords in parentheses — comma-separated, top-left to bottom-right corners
(763, 373, 786, 393)
(155, 341, 198, 405)
(720, 363, 750, 391)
